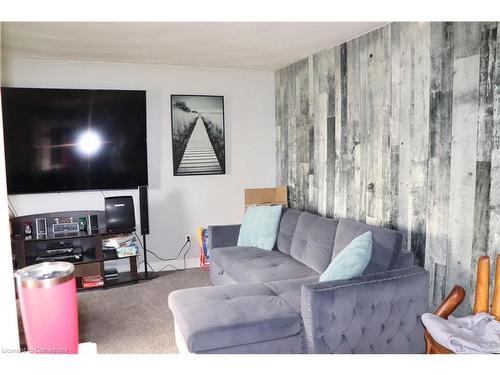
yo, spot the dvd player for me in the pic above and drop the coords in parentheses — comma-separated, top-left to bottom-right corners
(37, 245, 83, 263)
(45, 247, 75, 255)
(36, 254, 82, 263)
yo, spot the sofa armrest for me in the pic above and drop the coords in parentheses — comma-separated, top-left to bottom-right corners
(301, 266, 429, 354)
(207, 225, 241, 251)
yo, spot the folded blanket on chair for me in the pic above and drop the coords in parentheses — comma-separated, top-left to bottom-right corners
(421, 312, 500, 354)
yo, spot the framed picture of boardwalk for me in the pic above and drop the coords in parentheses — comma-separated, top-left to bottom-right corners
(170, 95, 226, 176)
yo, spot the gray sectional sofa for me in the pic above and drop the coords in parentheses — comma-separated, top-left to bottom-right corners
(168, 208, 430, 354)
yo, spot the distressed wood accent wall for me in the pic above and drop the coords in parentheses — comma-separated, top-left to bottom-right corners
(275, 22, 500, 314)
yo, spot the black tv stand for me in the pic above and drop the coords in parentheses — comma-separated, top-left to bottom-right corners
(10, 210, 139, 290)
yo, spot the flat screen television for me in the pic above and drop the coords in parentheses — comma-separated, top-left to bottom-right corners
(1, 87, 148, 194)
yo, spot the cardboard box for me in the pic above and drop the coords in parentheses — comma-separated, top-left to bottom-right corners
(244, 186, 288, 209)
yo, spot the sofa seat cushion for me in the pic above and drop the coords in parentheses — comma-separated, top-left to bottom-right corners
(209, 261, 237, 286)
(168, 276, 318, 353)
(211, 246, 319, 283)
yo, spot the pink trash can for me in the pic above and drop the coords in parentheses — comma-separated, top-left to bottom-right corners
(15, 262, 79, 354)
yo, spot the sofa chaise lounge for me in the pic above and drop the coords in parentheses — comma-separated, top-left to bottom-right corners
(168, 208, 430, 354)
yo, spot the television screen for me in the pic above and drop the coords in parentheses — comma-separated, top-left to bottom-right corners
(1, 87, 148, 194)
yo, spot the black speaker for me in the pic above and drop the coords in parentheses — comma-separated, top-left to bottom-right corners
(87, 214, 99, 233)
(137, 186, 158, 280)
(35, 218, 47, 237)
(105, 196, 135, 233)
(139, 186, 150, 235)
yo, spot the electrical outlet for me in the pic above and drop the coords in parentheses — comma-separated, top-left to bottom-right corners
(186, 235, 191, 243)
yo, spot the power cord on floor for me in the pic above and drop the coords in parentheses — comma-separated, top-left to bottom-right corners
(134, 231, 189, 262)
(134, 231, 191, 273)
(158, 241, 191, 272)
(137, 243, 190, 272)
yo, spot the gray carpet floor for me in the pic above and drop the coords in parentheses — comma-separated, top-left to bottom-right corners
(77, 268, 211, 354)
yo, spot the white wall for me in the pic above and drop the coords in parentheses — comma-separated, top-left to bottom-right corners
(0, 23, 20, 352)
(1, 57, 276, 270)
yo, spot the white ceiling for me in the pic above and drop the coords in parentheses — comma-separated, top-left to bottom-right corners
(1, 22, 386, 71)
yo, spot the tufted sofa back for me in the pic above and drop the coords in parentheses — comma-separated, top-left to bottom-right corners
(332, 218, 403, 274)
(277, 209, 404, 275)
(289, 212, 338, 273)
(276, 208, 302, 255)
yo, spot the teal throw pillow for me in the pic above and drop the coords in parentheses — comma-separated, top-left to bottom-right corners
(319, 231, 372, 282)
(237, 205, 283, 250)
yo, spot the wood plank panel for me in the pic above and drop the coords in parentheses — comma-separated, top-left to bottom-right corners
(275, 22, 499, 310)
(325, 115, 336, 218)
(311, 54, 320, 214)
(488, 151, 500, 304)
(470, 24, 498, 298)
(340, 43, 348, 220)
(275, 69, 285, 185)
(308, 55, 315, 213)
(488, 24, 500, 305)
(274, 71, 280, 184)
(365, 28, 386, 225)
(325, 48, 337, 219)
(446, 52, 480, 314)
(346, 39, 360, 219)
(282, 66, 290, 196)
(357, 34, 369, 224)
(433, 263, 447, 311)
(470, 24, 498, 293)
(454, 22, 481, 59)
(380, 25, 394, 230)
(294, 62, 303, 209)
(409, 22, 430, 267)
(425, 22, 454, 309)
(476, 23, 498, 162)
(296, 58, 309, 211)
(472, 162, 491, 263)
(287, 63, 297, 208)
(388, 22, 401, 230)
(397, 23, 412, 249)
(316, 92, 328, 216)
(313, 48, 335, 216)
(333, 46, 344, 219)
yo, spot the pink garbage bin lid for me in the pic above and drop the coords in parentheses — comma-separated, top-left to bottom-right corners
(15, 262, 75, 289)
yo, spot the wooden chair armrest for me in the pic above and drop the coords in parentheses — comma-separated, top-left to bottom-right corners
(433, 285, 466, 319)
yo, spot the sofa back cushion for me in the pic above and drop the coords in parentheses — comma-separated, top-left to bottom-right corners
(289, 212, 338, 273)
(276, 208, 302, 255)
(237, 205, 283, 250)
(332, 218, 403, 274)
(319, 231, 372, 282)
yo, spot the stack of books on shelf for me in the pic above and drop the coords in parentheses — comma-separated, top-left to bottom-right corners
(104, 267, 119, 282)
(82, 275, 104, 288)
(102, 233, 139, 258)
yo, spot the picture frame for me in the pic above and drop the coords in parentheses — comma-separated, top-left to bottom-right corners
(170, 95, 226, 176)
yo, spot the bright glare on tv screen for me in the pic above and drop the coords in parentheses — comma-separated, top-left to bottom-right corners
(1, 88, 148, 194)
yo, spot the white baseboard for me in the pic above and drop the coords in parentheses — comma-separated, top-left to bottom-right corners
(103, 256, 200, 274)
